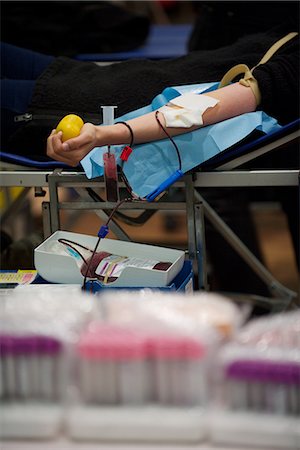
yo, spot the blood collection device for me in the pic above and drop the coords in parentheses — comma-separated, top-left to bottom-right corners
(103, 149, 119, 202)
(102, 106, 119, 202)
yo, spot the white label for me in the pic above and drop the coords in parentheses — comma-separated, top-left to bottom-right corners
(95, 255, 160, 281)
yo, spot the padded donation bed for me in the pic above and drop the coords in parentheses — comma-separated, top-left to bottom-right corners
(1, 118, 299, 177)
(1, 119, 299, 307)
(1, 118, 298, 169)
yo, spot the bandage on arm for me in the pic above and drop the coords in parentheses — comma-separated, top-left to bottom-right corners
(159, 82, 257, 128)
(159, 93, 220, 128)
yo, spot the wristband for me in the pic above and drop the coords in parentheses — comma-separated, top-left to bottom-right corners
(115, 121, 134, 147)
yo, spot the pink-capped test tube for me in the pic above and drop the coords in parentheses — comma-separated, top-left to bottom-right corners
(148, 334, 206, 406)
(112, 328, 150, 405)
(77, 324, 150, 405)
(78, 324, 119, 404)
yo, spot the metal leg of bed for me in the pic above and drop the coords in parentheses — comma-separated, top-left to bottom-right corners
(194, 190, 298, 308)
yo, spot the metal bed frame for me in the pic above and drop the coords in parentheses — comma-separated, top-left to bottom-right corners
(1, 121, 299, 309)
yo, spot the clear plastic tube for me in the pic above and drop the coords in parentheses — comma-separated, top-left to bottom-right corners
(101, 105, 119, 202)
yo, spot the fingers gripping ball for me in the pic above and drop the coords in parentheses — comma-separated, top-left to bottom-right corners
(56, 114, 84, 142)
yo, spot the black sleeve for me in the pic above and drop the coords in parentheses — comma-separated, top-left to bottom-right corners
(253, 38, 299, 124)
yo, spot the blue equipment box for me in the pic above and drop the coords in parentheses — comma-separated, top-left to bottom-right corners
(84, 260, 194, 294)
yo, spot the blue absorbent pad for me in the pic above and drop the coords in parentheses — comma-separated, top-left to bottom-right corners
(81, 82, 281, 199)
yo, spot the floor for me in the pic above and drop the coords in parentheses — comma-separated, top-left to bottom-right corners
(251, 204, 299, 293)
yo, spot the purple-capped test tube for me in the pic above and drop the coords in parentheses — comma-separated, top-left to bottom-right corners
(15, 336, 38, 399)
(0, 334, 63, 402)
(226, 360, 300, 415)
(263, 361, 300, 415)
(226, 360, 264, 411)
(0, 335, 17, 398)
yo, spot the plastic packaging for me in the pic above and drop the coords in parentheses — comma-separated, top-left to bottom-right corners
(210, 310, 300, 449)
(0, 285, 97, 440)
(44, 239, 92, 269)
(0, 284, 248, 443)
(0, 284, 96, 342)
(219, 310, 300, 412)
(71, 290, 244, 408)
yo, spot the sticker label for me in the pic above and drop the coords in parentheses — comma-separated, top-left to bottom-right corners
(95, 255, 160, 282)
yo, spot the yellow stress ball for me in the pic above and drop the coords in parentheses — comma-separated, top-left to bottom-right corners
(56, 114, 84, 142)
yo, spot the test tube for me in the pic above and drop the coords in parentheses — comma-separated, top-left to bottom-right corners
(267, 362, 299, 415)
(77, 325, 119, 405)
(0, 335, 17, 399)
(225, 362, 250, 410)
(181, 341, 207, 406)
(94, 359, 119, 404)
(38, 336, 62, 401)
(78, 358, 93, 403)
(102, 105, 119, 202)
(103, 153, 119, 202)
(16, 336, 36, 400)
(151, 334, 205, 406)
(118, 331, 149, 405)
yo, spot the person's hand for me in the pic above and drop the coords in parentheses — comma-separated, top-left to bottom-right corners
(47, 122, 99, 167)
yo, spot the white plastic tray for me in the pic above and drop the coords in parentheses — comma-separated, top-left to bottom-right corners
(209, 409, 300, 449)
(66, 405, 208, 443)
(34, 230, 185, 286)
(0, 403, 63, 439)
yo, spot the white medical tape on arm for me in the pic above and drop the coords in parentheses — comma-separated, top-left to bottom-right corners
(159, 93, 219, 128)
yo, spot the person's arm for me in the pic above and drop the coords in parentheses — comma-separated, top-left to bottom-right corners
(47, 82, 256, 167)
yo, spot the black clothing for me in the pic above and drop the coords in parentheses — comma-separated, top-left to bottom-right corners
(31, 31, 299, 124)
(188, 1, 299, 52)
(1, 1, 150, 56)
(3, 7, 298, 157)
(253, 36, 299, 124)
(9, 26, 296, 158)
